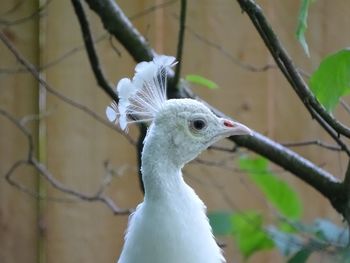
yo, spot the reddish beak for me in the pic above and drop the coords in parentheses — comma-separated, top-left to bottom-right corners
(221, 119, 253, 136)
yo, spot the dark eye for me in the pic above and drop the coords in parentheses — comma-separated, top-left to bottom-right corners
(190, 118, 207, 132)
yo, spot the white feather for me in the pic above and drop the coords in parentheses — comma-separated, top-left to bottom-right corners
(106, 106, 117, 122)
(105, 55, 177, 131)
(106, 101, 118, 124)
(153, 55, 177, 67)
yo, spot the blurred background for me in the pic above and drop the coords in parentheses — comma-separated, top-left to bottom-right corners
(1, 0, 350, 262)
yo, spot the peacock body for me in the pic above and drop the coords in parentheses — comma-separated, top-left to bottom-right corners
(106, 55, 252, 263)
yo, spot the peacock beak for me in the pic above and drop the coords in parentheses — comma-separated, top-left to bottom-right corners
(220, 118, 253, 137)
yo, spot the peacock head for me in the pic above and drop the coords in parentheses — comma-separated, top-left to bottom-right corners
(151, 98, 251, 165)
(106, 55, 252, 165)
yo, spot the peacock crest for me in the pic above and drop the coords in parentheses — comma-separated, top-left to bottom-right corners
(106, 55, 177, 130)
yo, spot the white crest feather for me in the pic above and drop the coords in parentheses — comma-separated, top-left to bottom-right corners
(106, 101, 118, 123)
(106, 55, 177, 131)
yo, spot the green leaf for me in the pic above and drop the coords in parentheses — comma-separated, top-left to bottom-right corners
(185, 74, 219, 89)
(287, 249, 312, 263)
(239, 156, 302, 219)
(231, 211, 274, 259)
(296, 0, 315, 56)
(309, 49, 350, 112)
(208, 211, 232, 236)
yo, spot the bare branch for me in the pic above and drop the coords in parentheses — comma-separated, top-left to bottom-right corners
(235, 0, 350, 141)
(84, 0, 155, 62)
(0, 0, 24, 17)
(0, 108, 34, 160)
(129, 0, 178, 21)
(208, 144, 238, 153)
(0, 34, 110, 75)
(108, 34, 122, 57)
(30, 157, 130, 215)
(282, 140, 342, 151)
(0, 108, 131, 215)
(85, 0, 344, 211)
(19, 111, 53, 127)
(95, 161, 129, 196)
(0, 0, 51, 26)
(0, 30, 135, 145)
(184, 24, 276, 72)
(173, 0, 187, 90)
(340, 99, 350, 116)
(0, 1, 177, 75)
(183, 85, 342, 196)
(71, 0, 118, 102)
(307, 108, 350, 156)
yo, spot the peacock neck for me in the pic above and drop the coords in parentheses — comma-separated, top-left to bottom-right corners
(141, 124, 187, 201)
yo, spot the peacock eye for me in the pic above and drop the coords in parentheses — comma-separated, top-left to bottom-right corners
(190, 118, 207, 132)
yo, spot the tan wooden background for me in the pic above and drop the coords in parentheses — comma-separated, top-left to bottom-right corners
(1, 0, 350, 262)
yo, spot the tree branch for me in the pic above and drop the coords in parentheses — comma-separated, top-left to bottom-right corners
(183, 86, 344, 199)
(71, 0, 118, 102)
(82, 0, 345, 209)
(84, 0, 155, 62)
(235, 0, 350, 141)
(0, 108, 130, 215)
(172, 0, 187, 90)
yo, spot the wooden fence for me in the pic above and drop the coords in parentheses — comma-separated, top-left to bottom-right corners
(1, 0, 350, 262)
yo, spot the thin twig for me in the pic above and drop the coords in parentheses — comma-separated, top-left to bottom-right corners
(0, 34, 109, 75)
(71, 0, 118, 102)
(1, 0, 177, 75)
(0, 0, 51, 26)
(208, 144, 238, 153)
(31, 157, 130, 215)
(309, 107, 350, 156)
(185, 24, 275, 72)
(0, 108, 131, 215)
(282, 140, 342, 151)
(108, 34, 122, 57)
(0, 30, 135, 145)
(340, 99, 350, 116)
(129, 0, 178, 20)
(0, 0, 24, 17)
(20, 111, 53, 127)
(0, 108, 34, 160)
(173, 0, 187, 90)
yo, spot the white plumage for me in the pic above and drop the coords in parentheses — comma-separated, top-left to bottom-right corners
(106, 55, 252, 263)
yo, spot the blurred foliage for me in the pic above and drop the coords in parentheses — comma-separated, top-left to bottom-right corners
(208, 155, 349, 262)
(239, 156, 302, 219)
(212, 2, 350, 262)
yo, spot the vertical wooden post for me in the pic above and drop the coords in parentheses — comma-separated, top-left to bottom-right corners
(0, 1, 40, 263)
